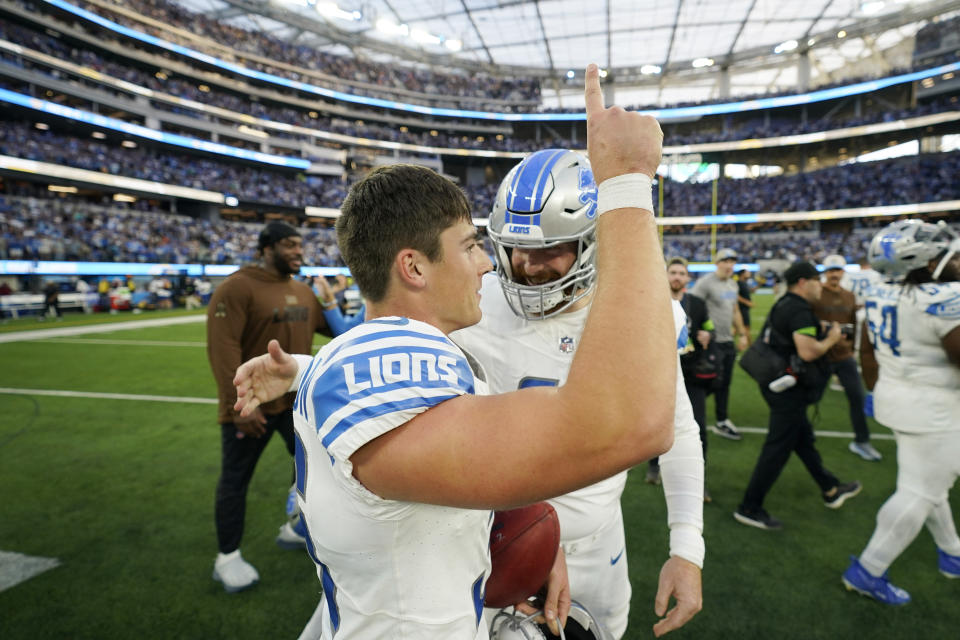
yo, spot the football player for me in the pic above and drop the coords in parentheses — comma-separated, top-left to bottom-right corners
(233, 66, 679, 640)
(842, 220, 960, 604)
(451, 149, 704, 639)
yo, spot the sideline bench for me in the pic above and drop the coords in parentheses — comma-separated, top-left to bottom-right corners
(0, 293, 98, 318)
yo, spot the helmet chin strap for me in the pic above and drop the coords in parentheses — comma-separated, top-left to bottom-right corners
(932, 240, 960, 281)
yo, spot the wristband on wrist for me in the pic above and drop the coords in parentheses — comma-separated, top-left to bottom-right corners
(596, 173, 654, 216)
(321, 299, 338, 310)
(669, 523, 705, 569)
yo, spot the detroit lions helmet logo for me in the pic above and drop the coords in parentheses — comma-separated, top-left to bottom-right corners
(578, 166, 598, 219)
(879, 233, 899, 260)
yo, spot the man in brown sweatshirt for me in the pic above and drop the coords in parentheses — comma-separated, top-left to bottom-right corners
(813, 254, 881, 462)
(207, 221, 330, 592)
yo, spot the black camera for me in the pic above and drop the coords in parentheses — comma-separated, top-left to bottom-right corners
(840, 323, 856, 339)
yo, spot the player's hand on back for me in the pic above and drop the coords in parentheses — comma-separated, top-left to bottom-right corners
(584, 63, 663, 184)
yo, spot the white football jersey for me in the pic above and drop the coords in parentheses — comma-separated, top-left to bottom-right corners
(842, 267, 883, 307)
(293, 317, 492, 640)
(866, 281, 960, 434)
(452, 274, 693, 542)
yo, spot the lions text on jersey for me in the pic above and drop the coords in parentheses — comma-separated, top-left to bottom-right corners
(866, 281, 960, 433)
(293, 317, 493, 639)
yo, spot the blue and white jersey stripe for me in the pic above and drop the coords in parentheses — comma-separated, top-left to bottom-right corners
(295, 318, 475, 461)
(506, 148, 567, 213)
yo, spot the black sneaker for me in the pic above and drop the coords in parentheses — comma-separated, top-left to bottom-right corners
(734, 506, 782, 530)
(644, 465, 661, 485)
(710, 419, 743, 441)
(824, 481, 862, 509)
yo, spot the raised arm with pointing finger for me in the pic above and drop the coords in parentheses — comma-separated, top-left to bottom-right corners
(234, 64, 675, 640)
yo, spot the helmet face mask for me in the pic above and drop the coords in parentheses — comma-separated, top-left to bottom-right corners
(487, 149, 598, 320)
(868, 220, 959, 282)
(489, 599, 612, 640)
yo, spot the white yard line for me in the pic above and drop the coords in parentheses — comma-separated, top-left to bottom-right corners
(0, 551, 60, 594)
(0, 314, 205, 343)
(734, 425, 894, 440)
(0, 387, 216, 404)
(0, 386, 893, 439)
(40, 338, 207, 347)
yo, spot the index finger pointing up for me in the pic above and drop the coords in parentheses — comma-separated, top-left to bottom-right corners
(584, 63, 604, 117)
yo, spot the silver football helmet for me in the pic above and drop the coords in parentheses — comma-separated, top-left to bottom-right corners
(868, 220, 959, 281)
(487, 149, 598, 320)
(489, 600, 613, 640)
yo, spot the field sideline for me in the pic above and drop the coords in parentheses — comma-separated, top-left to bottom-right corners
(0, 296, 956, 638)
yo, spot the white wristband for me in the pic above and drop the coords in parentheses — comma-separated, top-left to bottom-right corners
(669, 523, 705, 569)
(596, 173, 654, 216)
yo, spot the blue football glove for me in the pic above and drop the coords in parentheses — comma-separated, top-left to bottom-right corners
(863, 393, 874, 418)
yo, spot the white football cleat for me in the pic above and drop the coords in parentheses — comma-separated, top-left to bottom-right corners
(213, 550, 259, 593)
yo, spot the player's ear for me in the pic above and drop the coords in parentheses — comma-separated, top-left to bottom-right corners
(396, 249, 428, 289)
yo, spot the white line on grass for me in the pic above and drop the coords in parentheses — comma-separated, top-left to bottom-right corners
(0, 550, 60, 593)
(734, 425, 894, 440)
(0, 387, 894, 439)
(0, 387, 217, 404)
(41, 338, 207, 347)
(0, 314, 205, 343)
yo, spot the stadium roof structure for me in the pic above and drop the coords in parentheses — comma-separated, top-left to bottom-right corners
(175, 0, 960, 101)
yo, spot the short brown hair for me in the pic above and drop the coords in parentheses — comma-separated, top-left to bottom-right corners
(666, 256, 689, 270)
(336, 165, 472, 302)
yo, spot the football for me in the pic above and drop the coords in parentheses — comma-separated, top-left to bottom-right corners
(485, 501, 561, 608)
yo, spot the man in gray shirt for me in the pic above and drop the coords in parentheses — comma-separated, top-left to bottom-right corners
(692, 248, 749, 440)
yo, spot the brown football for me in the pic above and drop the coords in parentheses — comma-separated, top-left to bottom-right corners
(484, 501, 561, 608)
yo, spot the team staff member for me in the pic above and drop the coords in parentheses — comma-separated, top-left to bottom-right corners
(692, 248, 749, 440)
(813, 255, 880, 461)
(207, 221, 330, 593)
(736, 268, 756, 341)
(735, 261, 862, 530)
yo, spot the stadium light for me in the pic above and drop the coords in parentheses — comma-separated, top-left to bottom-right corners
(837, 30, 847, 38)
(566, 70, 575, 79)
(376, 17, 408, 36)
(314, 2, 361, 21)
(411, 28, 441, 45)
(774, 40, 798, 54)
(692, 58, 714, 68)
(640, 65, 662, 75)
(444, 38, 462, 52)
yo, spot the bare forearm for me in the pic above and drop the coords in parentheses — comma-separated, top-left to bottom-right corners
(565, 211, 675, 457)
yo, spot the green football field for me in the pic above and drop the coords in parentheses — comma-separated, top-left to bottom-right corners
(0, 296, 957, 639)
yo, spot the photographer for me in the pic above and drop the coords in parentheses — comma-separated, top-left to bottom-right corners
(735, 261, 862, 530)
(813, 255, 881, 462)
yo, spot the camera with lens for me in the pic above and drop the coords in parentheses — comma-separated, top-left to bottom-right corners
(840, 323, 856, 339)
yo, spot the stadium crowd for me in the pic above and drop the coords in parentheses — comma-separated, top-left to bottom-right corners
(3, 190, 956, 270)
(0, 194, 340, 266)
(67, 0, 542, 108)
(2, 117, 957, 217)
(2, 17, 955, 157)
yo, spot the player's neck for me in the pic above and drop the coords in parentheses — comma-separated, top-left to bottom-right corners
(670, 288, 685, 301)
